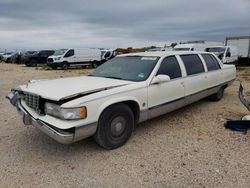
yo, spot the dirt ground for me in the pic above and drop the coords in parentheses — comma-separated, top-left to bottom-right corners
(0, 63, 250, 188)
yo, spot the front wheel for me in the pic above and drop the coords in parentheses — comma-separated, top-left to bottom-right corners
(209, 87, 225, 101)
(92, 61, 98, 68)
(62, 62, 69, 70)
(94, 104, 134, 149)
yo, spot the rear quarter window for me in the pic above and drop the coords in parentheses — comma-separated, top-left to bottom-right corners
(180, 54, 205, 75)
(202, 54, 221, 71)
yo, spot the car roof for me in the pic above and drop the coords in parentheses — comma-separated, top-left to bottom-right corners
(206, 46, 227, 48)
(118, 51, 212, 58)
(174, 44, 205, 48)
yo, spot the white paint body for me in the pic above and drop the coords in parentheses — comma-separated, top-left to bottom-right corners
(48, 48, 102, 65)
(9, 51, 236, 144)
(17, 51, 236, 131)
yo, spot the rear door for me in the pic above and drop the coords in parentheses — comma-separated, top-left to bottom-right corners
(148, 56, 185, 118)
(201, 54, 222, 88)
(179, 54, 207, 105)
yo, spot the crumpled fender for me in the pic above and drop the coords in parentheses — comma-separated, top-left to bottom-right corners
(239, 83, 250, 111)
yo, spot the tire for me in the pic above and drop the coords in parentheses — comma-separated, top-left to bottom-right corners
(6, 58, 11, 63)
(25, 62, 31, 67)
(94, 104, 134, 150)
(92, 61, 98, 68)
(30, 60, 37, 67)
(62, 62, 69, 70)
(209, 87, 225, 101)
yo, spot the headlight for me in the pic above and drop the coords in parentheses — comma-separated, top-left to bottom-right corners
(44, 103, 87, 120)
(54, 57, 61, 61)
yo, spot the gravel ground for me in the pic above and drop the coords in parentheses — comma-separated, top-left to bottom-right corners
(0, 63, 250, 188)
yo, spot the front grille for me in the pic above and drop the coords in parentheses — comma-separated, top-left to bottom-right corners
(47, 58, 53, 63)
(23, 93, 40, 113)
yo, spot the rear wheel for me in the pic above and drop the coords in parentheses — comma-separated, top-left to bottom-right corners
(25, 61, 31, 67)
(94, 104, 134, 149)
(209, 87, 225, 101)
(30, 60, 37, 67)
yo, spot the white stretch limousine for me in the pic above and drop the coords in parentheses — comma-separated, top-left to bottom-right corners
(7, 51, 236, 149)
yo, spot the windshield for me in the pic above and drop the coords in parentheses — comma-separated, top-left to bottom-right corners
(206, 47, 226, 53)
(90, 56, 159, 81)
(25, 51, 37, 55)
(53, 49, 68, 56)
(173, 48, 190, 51)
(4, 52, 13, 55)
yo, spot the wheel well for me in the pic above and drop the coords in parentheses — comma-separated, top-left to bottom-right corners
(101, 101, 140, 124)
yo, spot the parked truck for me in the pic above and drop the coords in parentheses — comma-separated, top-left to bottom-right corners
(225, 36, 250, 64)
(205, 46, 239, 64)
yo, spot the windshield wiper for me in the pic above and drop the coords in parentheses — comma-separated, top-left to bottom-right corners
(103, 76, 123, 80)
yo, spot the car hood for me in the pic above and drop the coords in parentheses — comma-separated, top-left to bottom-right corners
(48, 55, 62, 59)
(19, 76, 133, 101)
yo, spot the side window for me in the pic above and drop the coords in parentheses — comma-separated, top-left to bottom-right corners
(157, 56, 182, 79)
(202, 54, 221, 71)
(48, 51, 55, 56)
(39, 51, 45, 56)
(180, 54, 205, 75)
(226, 48, 231, 57)
(64, 49, 74, 58)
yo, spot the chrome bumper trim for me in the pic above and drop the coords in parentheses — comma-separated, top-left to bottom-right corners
(12, 98, 97, 144)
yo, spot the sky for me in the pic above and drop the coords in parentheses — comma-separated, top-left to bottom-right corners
(0, 0, 250, 51)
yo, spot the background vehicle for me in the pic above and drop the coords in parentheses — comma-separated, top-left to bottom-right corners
(101, 49, 117, 61)
(2, 52, 14, 63)
(173, 44, 206, 51)
(47, 48, 103, 69)
(205, 46, 239, 64)
(10, 52, 23, 64)
(20, 51, 37, 64)
(25, 50, 55, 67)
(226, 36, 250, 64)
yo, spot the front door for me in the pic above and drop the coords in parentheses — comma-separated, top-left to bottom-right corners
(148, 56, 185, 119)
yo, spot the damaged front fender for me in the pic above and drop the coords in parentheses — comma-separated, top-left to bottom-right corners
(239, 83, 250, 111)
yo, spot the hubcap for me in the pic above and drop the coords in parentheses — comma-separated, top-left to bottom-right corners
(110, 116, 126, 137)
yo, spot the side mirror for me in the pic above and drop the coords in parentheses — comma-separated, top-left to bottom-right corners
(151, 74, 171, 84)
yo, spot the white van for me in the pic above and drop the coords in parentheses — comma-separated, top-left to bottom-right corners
(205, 46, 239, 64)
(47, 48, 103, 69)
(173, 44, 206, 51)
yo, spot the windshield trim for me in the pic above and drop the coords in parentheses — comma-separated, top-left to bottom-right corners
(90, 56, 160, 82)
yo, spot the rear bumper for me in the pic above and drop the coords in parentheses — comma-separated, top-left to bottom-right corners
(7, 92, 97, 144)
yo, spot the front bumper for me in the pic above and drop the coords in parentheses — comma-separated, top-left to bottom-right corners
(6, 91, 97, 144)
(47, 62, 63, 67)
